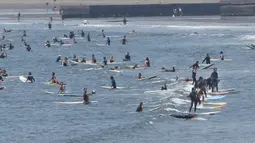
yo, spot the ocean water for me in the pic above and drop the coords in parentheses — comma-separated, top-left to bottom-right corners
(0, 16, 255, 143)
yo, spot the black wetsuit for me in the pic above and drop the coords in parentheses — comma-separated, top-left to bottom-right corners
(123, 18, 127, 25)
(111, 78, 116, 89)
(83, 92, 90, 104)
(0, 76, 3, 81)
(27, 75, 35, 82)
(106, 38, 110, 45)
(56, 57, 61, 62)
(161, 85, 167, 90)
(189, 90, 198, 112)
(9, 44, 14, 50)
(124, 54, 130, 61)
(136, 105, 143, 112)
(103, 59, 107, 65)
(48, 23, 52, 29)
(170, 114, 196, 119)
(87, 34, 91, 42)
(81, 31, 85, 37)
(202, 56, 210, 64)
(207, 78, 212, 89)
(211, 71, 218, 92)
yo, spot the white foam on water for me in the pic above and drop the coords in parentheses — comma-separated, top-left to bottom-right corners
(240, 35, 255, 41)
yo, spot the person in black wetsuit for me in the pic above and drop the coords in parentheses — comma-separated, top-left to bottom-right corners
(161, 66, 175, 72)
(110, 76, 116, 89)
(9, 43, 14, 50)
(26, 45, 32, 51)
(136, 102, 143, 112)
(26, 72, 35, 83)
(123, 52, 131, 61)
(211, 68, 218, 92)
(56, 55, 62, 62)
(87, 32, 91, 42)
(83, 88, 90, 104)
(103, 57, 107, 65)
(189, 61, 199, 85)
(106, 37, 110, 45)
(80, 57, 86, 63)
(48, 23, 52, 29)
(206, 77, 212, 90)
(161, 84, 167, 90)
(202, 54, 210, 64)
(123, 17, 127, 25)
(81, 30, 85, 37)
(188, 88, 198, 113)
(50, 17, 53, 22)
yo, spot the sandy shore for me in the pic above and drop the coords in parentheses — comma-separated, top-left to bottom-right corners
(0, 0, 219, 9)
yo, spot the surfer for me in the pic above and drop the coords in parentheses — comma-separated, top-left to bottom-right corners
(123, 52, 131, 61)
(137, 73, 143, 79)
(49, 72, 59, 84)
(72, 54, 79, 62)
(202, 54, 211, 64)
(56, 55, 62, 62)
(161, 84, 167, 90)
(9, 43, 14, 50)
(83, 88, 90, 104)
(123, 17, 127, 25)
(109, 56, 114, 63)
(69, 31, 75, 39)
(62, 57, 68, 66)
(23, 30, 26, 37)
(0, 75, 3, 81)
(26, 45, 32, 52)
(48, 22, 52, 29)
(0, 51, 7, 58)
(110, 76, 116, 89)
(103, 57, 107, 65)
(136, 102, 144, 112)
(1, 70, 8, 77)
(161, 66, 175, 72)
(92, 54, 96, 63)
(101, 30, 106, 38)
(211, 68, 219, 92)
(109, 66, 120, 70)
(144, 57, 150, 67)
(26, 72, 35, 83)
(58, 82, 65, 94)
(18, 12, 20, 22)
(195, 77, 207, 101)
(121, 36, 127, 45)
(190, 61, 199, 84)
(106, 37, 110, 45)
(45, 41, 51, 48)
(81, 30, 85, 37)
(220, 51, 224, 60)
(87, 32, 91, 42)
(53, 37, 59, 43)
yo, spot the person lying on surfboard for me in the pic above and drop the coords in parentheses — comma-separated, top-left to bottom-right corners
(136, 102, 144, 112)
(160, 66, 175, 72)
(110, 76, 116, 89)
(58, 82, 65, 94)
(26, 72, 35, 83)
(202, 54, 210, 64)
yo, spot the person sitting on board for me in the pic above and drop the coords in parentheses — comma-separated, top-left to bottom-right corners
(62, 57, 68, 66)
(202, 53, 211, 64)
(188, 88, 198, 113)
(81, 30, 85, 37)
(144, 57, 150, 67)
(58, 82, 65, 94)
(161, 84, 167, 90)
(102, 57, 107, 65)
(220, 51, 224, 60)
(136, 102, 144, 112)
(56, 55, 62, 62)
(80, 57, 86, 63)
(1, 70, 8, 77)
(50, 72, 59, 84)
(106, 37, 110, 45)
(110, 76, 116, 89)
(137, 73, 143, 80)
(26, 72, 35, 83)
(121, 36, 127, 45)
(44, 40, 51, 48)
(72, 54, 79, 62)
(83, 88, 90, 104)
(123, 52, 131, 61)
(109, 56, 114, 63)
(211, 68, 219, 92)
(92, 54, 96, 63)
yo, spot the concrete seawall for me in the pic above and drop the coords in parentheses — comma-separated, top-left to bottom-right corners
(221, 5, 255, 16)
(60, 3, 227, 18)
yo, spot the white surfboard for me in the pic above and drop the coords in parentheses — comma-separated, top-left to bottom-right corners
(197, 105, 224, 110)
(3, 76, 20, 78)
(108, 69, 123, 73)
(210, 58, 232, 61)
(54, 101, 98, 104)
(19, 76, 30, 83)
(196, 111, 220, 115)
(203, 102, 227, 106)
(69, 60, 78, 66)
(101, 86, 126, 89)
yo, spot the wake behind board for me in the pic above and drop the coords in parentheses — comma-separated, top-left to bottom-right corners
(210, 58, 232, 61)
(19, 76, 31, 83)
